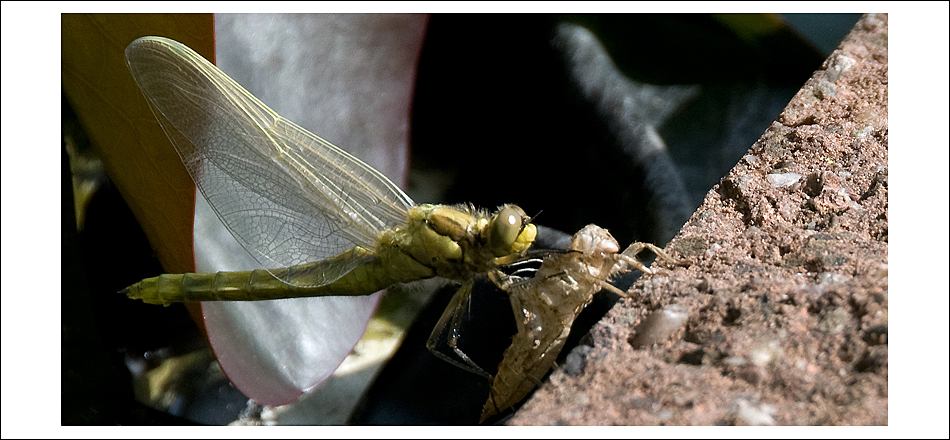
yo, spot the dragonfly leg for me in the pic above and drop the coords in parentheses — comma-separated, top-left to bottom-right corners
(488, 269, 516, 291)
(488, 259, 544, 292)
(619, 242, 674, 275)
(425, 281, 492, 379)
(597, 279, 628, 296)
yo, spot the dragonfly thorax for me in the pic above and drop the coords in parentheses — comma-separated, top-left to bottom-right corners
(388, 204, 537, 282)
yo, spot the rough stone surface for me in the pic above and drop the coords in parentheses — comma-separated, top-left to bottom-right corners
(508, 13, 888, 426)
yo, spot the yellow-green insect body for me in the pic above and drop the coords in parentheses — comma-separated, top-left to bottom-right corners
(120, 35, 549, 415)
(123, 203, 537, 306)
(121, 36, 538, 309)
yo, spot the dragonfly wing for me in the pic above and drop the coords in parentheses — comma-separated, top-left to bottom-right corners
(125, 36, 414, 286)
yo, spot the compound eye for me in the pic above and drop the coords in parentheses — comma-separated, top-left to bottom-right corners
(489, 205, 527, 255)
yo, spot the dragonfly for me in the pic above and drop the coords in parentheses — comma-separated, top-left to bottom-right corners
(120, 36, 539, 391)
(481, 224, 673, 422)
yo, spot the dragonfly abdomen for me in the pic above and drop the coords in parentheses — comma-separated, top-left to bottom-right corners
(122, 269, 301, 306)
(121, 245, 438, 306)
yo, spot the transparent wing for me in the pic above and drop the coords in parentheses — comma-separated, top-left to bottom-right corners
(125, 36, 414, 287)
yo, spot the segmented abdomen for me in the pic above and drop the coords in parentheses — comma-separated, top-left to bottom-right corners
(121, 247, 416, 306)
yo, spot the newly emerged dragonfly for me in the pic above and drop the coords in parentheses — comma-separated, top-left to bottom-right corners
(120, 36, 538, 389)
(482, 224, 672, 422)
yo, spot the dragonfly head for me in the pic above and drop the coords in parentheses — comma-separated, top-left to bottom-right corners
(487, 205, 537, 257)
(572, 224, 620, 258)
